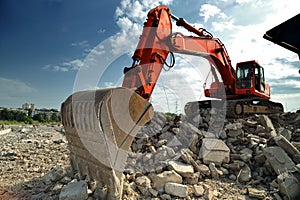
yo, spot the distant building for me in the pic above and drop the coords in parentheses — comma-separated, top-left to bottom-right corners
(22, 103, 35, 111)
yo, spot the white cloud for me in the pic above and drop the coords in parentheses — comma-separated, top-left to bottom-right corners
(235, 0, 252, 4)
(108, 0, 174, 56)
(97, 28, 106, 34)
(195, 1, 299, 76)
(63, 59, 85, 70)
(199, 4, 227, 23)
(44, 58, 85, 72)
(89, 45, 106, 56)
(116, 17, 134, 32)
(71, 40, 89, 48)
(104, 82, 117, 88)
(115, 0, 173, 22)
(211, 20, 234, 32)
(263, 57, 299, 81)
(53, 65, 68, 72)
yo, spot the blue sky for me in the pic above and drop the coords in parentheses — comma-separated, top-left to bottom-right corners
(0, 0, 299, 112)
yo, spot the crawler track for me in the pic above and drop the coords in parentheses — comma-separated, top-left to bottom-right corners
(185, 98, 284, 119)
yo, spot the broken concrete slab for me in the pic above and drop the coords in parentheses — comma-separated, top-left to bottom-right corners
(239, 148, 253, 162)
(263, 146, 296, 175)
(225, 122, 244, 137)
(278, 127, 292, 141)
(193, 184, 205, 196)
(179, 121, 203, 137)
(164, 182, 188, 198)
(149, 170, 182, 190)
(254, 125, 266, 134)
(199, 138, 230, 166)
(185, 172, 200, 185)
(59, 180, 88, 200)
(135, 176, 151, 195)
(168, 160, 194, 178)
(180, 149, 210, 176)
(277, 172, 300, 200)
(258, 115, 277, 138)
(44, 166, 67, 185)
(273, 134, 300, 164)
(247, 187, 267, 199)
(237, 165, 252, 183)
(209, 163, 222, 180)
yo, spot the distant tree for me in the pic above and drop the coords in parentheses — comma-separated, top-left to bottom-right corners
(15, 111, 27, 121)
(50, 113, 59, 122)
(33, 113, 48, 123)
(0, 108, 8, 120)
(27, 108, 33, 117)
(24, 117, 33, 124)
(0, 108, 13, 120)
(43, 113, 49, 122)
(0, 107, 60, 124)
(164, 112, 176, 122)
(0, 108, 27, 122)
(50, 108, 58, 112)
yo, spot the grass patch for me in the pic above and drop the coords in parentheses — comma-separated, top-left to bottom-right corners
(0, 120, 43, 125)
(0, 120, 26, 125)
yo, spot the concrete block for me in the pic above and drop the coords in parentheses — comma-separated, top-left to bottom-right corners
(277, 172, 300, 200)
(258, 115, 277, 138)
(273, 134, 300, 164)
(59, 181, 88, 200)
(165, 182, 188, 198)
(263, 146, 296, 175)
(199, 138, 230, 166)
(149, 170, 182, 190)
(168, 160, 194, 178)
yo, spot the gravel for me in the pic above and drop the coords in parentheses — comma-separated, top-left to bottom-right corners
(1, 111, 300, 199)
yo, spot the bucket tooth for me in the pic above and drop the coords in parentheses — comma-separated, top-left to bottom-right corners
(61, 87, 153, 199)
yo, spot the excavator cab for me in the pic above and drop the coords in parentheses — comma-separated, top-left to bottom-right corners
(235, 60, 270, 98)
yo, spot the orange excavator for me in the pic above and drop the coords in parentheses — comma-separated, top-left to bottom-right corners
(61, 5, 283, 199)
(121, 5, 283, 118)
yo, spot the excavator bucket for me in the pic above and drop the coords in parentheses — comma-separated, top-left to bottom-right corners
(61, 87, 153, 199)
(263, 13, 300, 56)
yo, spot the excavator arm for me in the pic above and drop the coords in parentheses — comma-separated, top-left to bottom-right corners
(122, 5, 172, 100)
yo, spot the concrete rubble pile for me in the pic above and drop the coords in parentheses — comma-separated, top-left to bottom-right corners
(121, 111, 300, 200)
(1, 110, 300, 199)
